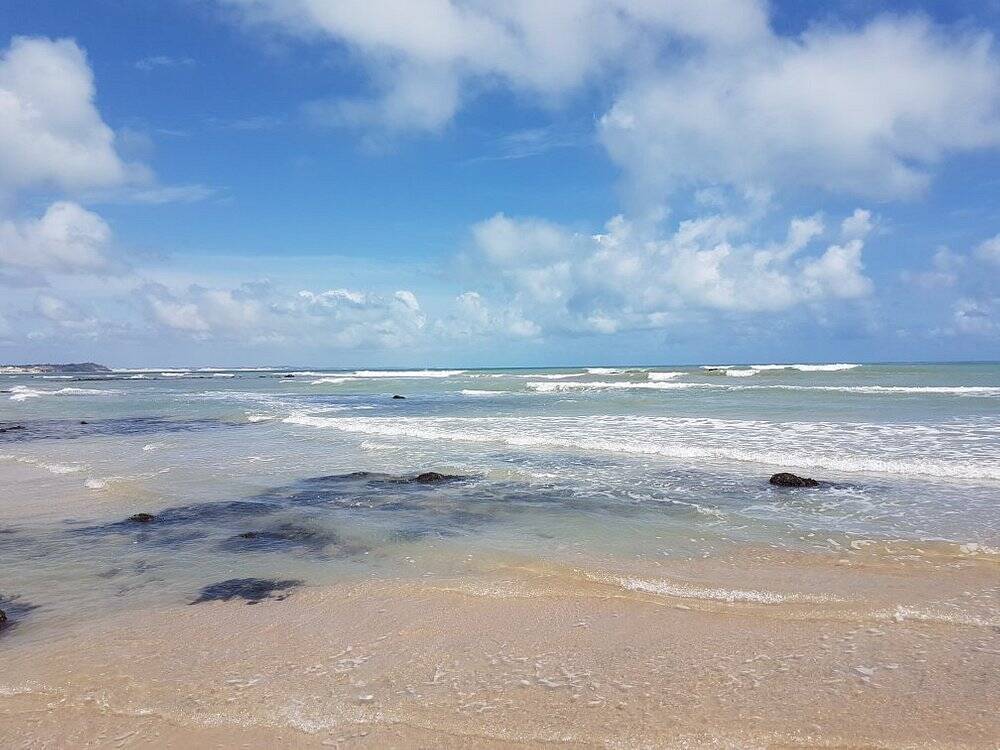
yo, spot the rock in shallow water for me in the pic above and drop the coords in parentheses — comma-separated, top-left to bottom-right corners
(190, 577, 302, 605)
(769, 472, 820, 487)
(127, 512, 156, 523)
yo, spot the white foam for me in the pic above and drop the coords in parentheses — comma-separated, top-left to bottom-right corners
(513, 372, 589, 379)
(309, 377, 352, 385)
(281, 414, 1000, 480)
(460, 389, 507, 396)
(762, 385, 1000, 395)
(646, 371, 684, 381)
(724, 369, 756, 377)
(350, 370, 466, 378)
(1, 454, 85, 474)
(527, 381, 714, 392)
(594, 574, 842, 605)
(212, 373, 235, 378)
(525, 381, 1000, 397)
(751, 363, 861, 372)
(586, 367, 644, 375)
(875, 605, 999, 629)
(9, 385, 115, 401)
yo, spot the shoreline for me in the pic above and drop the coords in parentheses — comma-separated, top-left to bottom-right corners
(3, 550, 998, 747)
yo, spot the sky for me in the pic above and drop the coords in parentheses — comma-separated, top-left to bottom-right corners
(1, 0, 1000, 367)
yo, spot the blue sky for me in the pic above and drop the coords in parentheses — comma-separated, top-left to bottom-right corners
(1, 0, 999, 367)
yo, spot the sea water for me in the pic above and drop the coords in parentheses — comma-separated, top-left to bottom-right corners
(1, 362, 998, 637)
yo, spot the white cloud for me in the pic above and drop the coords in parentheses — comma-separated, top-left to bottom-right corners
(951, 297, 999, 336)
(142, 283, 426, 348)
(223, 3, 1000, 204)
(601, 16, 1000, 202)
(33, 293, 99, 333)
(901, 247, 965, 288)
(0, 37, 145, 196)
(224, 0, 769, 133)
(135, 55, 196, 72)
(439, 291, 540, 339)
(293, 288, 426, 347)
(976, 234, 1000, 266)
(463, 207, 875, 335)
(0, 201, 114, 273)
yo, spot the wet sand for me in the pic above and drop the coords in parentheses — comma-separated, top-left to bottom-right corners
(3, 551, 998, 748)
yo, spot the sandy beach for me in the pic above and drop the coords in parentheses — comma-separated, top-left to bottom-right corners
(4, 542, 998, 748)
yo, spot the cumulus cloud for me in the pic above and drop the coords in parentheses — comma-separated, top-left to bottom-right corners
(142, 283, 427, 348)
(463, 207, 875, 336)
(223, 0, 769, 133)
(601, 16, 1000, 202)
(0, 37, 146, 196)
(901, 247, 965, 289)
(951, 297, 999, 336)
(223, 2, 1000, 204)
(976, 234, 1000, 266)
(439, 291, 541, 339)
(0, 201, 114, 274)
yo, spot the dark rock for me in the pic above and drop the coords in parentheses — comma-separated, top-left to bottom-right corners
(0, 594, 38, 631)
(392, 394, 406, 399)
(283, 374, 295, 378)
(128, 512, 156, 523)
(0, 424, 25, 433)
(769, 472, 820, 488)
(414, 472, 448, 483)
(190, 577, 302, 605)
(79, 420, 89, 425)
(220, 523, 361, 556)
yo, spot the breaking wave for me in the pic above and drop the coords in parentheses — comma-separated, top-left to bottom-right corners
(8, 385, 116, 402)
(281, 414, 1000, 480)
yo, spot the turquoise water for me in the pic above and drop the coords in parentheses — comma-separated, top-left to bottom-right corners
(1, 362, 998, 635)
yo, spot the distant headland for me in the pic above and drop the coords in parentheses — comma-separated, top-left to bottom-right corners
(0, 363, 111, 374)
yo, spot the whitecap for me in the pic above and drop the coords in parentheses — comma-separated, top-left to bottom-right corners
(9, 385, 115, 401)
(646, 371, 684, 381)
(281, 414, 1000, 480)
(350, 369, 466, 378)
(526, 381, 715, 392)
(751, 363, 861, 372)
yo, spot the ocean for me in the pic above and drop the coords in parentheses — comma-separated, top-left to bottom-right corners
(1, 362, 998, 745)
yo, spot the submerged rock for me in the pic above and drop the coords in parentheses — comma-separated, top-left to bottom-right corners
(769, 472, 820, 488)
(0, 594, 38, 631)
(127, 512, 156, 523)
(392, 394, 406, 399)
(0, 424, 25, 433)
(190, 577, 302, 605)
(221, 523, 353, 555)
